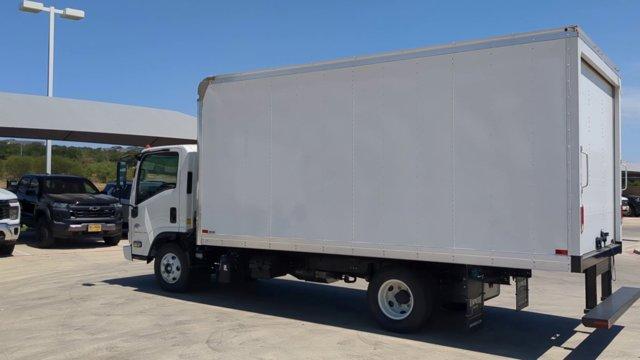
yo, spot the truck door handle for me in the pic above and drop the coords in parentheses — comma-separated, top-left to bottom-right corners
(581, 146, 590, 192)
(170, 207, 177, 223)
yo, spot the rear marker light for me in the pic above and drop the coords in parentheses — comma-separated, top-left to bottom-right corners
(580, 206, 585, 233)
(555, 249, 568, 256)
(202, 229, 209, 234)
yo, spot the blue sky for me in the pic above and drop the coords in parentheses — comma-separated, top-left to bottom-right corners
(1, 1, 639, 159)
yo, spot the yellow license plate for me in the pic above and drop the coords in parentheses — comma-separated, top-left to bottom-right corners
(87, 224, 102, 233)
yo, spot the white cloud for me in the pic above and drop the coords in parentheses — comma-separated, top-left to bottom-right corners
(623, 86, 640, 124)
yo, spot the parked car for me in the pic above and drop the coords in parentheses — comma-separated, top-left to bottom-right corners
(623, 194, 640, 217)
(0, 188, 20, 256)
(622, 197, 630, 216)
(15, 174, 122, 247)
(102, 181, 132, 234)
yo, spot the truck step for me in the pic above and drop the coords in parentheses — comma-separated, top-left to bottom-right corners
(582, 287, 640, 329)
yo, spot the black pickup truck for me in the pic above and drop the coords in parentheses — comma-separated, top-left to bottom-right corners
(14, 174, 122, 247)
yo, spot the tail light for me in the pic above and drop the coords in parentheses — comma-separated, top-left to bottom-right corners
(580, 205, 585, 233)
(555, 249, 568, 256)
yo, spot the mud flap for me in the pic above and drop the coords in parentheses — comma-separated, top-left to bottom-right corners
(515, 277, 529, 310)
(465, 270, 485, 330)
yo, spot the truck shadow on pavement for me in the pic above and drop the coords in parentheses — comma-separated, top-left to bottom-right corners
(104, 275, 622, 360)
(17, 229, 114, 250)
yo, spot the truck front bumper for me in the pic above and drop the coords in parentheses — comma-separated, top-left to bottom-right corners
(123, 244, 133, 261)
(52, 220, 122, 239)
(0, 222, 20, 244)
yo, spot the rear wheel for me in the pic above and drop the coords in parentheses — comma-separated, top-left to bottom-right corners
(154, 243, 191, 292)
(0, 243, 15, 256)
(367, 267, 435, 333)
(36, 217, 55, 248)
(103, 235, 122, 246)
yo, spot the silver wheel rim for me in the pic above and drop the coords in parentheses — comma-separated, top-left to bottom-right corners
(377, 279, 414, 320)
(160, 252, 182, 284)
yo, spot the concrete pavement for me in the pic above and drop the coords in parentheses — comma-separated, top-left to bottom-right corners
(0, 221, 639, 359)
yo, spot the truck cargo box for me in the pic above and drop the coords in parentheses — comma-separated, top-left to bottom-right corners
(197, 26, 621, 272)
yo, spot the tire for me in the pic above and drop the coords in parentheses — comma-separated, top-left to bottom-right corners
(367, 267, 435, 333)
(103, 235, 122, 246)
(36, 216, 55, 248)
(0, 243, 15, 256)
(154, 243, 191, 292)
(629, 205, 637, 217)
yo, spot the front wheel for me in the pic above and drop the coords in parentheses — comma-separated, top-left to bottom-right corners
(0, 243, 15, 256)
(154, 243, 191, 292)
(36, 217, 55, 248)
(367, 267, 435, 333)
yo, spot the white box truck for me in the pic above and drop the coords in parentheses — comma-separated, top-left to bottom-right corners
(121, 26, 639, 332)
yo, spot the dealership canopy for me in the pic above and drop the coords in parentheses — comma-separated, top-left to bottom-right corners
(0, 92, 196, 146)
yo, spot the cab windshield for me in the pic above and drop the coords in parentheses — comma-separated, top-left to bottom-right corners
(43, 177, 99, 195)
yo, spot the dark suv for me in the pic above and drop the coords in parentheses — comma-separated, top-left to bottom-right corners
(15, 174, 123, 247)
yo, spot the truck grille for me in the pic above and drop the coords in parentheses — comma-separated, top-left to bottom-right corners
(0, 201, 11, 220)
(70, 205, 116, 219)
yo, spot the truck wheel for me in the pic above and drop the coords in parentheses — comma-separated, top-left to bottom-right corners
(367, 267, 435, 333)
(154, 243, 191, 292)
(103, 235, 122, 246)
(0, 243, 15, 256)
(36, 217, 55, 248)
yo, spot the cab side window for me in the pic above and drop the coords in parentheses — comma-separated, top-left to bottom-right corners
(28, 178, 40, 195)
(17, 177, 30, 194)
(136, 152, 179, 204)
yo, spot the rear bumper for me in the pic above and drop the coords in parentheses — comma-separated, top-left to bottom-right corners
(570, 242, 622, 273)
(582, 287, 640, 329)
(52, 220, 122, 238)
(570, 241, 640, 329)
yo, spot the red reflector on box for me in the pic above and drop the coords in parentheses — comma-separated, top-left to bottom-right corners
(202, 229, 209, 234)
(555, 249, 568, 256)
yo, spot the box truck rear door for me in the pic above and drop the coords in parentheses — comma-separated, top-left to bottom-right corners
(579, 60, 615, 254)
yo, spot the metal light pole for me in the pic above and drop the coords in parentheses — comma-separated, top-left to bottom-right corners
(19, 0, 85, 174)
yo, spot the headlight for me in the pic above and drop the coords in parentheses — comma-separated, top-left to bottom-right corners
(9, 206, 19, 220)
(51, 202, 70, 210)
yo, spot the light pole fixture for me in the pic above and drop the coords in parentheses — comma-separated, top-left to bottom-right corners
(19, 0, 85, 174)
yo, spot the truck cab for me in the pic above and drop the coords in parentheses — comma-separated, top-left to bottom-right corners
(122, 145, 197, 261)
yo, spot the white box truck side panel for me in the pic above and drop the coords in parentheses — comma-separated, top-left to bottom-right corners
(201, 80, 271, 239)
(269, 69, 354, 243)
(452, 39, 568, 256)
(199, 30, 587, 271)
(352, 54, 454, 251)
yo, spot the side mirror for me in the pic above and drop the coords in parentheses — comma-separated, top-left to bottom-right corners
(116, 160, 128, 189)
